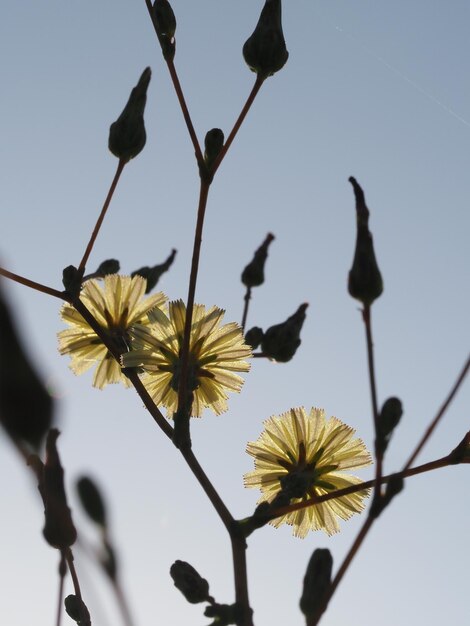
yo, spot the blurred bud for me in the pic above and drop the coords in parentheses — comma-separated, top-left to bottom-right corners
(64, 594, 91, 626)
(241, 233, 275, 288)
(132, 248, 177, 293)
(204, 128, 225, 171)
(370, 474, 404, 519)
(152, 0, 177, 60)
(62, 265, 82, 296)
(109, 68, 151, 163)
(300, 548, 333, 618)
(170, 560, 211, 604)
(31, 429, 77, 549)
(76, 476, 107, 527)
(261, 303, 308, 362)
(96, 259, 120, 276)
(245, 326, 264, 349)
(0, 287, 53, 449)
(243, 0, 289, 80)
(376, 397, 403, 455)
(347, 177, 383, 306)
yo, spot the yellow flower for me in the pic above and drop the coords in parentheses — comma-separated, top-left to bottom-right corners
(122, 300, 252, 417)
(244, 407, 372, 537)
(58, 275, 166, 389)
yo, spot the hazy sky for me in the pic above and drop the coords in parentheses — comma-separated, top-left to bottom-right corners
(0, 2, 469, 625)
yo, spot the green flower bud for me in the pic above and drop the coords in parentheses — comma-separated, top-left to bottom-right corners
(348, 177, 383, 306)
(243, 0, 289, 80)
(245, 326, 264, 349)
(376, 397, 403, 455)
(152, 0, 177, 60)
(132, 248, 177, 293)
(261, 303, 308, 362)
(0, 287, 53, 449)
(108, 68, 151, 163)
(300, 549, 333, 618)
(241, 233, 275, 288)
(64, 594, 91, 626)
(76, 476, 107, 527)
(96, 259, 120, 276)
(170, 560, 211, 604)
(204, 128, 225, 170)
(62, 265, 82, 296)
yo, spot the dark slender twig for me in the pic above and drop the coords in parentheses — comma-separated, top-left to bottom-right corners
(56, 554, 66, 626)
(212, 76, 264, 176)
(78, 160, 125, 273)
(404, 353, 470, 470)
(231, 535, 254, 626)
(112, 579, 135, 626)
(64, 548, 91, 626)
(241, 287, 252, 330)
(0, 266, 66, 300)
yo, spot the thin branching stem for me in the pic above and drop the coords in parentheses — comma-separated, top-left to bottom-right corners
(112, 579, 135, 626)
(404, 352, 470, 470)
(241, 286, 252, 330)
(0, 266, 66, 300)
(212, 76, 264, 176)
(78, 160, 125, 273)
(56, 555, 66, 626)
(143, 0, 204, 165)
(231, 535, 254, 626)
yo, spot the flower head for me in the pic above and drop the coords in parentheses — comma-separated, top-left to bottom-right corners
(58, 275, 166, 388)
(122, 300, 252, 417)
(244, 407, 372, 537)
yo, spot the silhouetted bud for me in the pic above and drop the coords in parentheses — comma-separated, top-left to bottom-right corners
(96, 259, 120, 276)
(0, 287, 53, 449)
(204, 128, 225, 170)
(376, 397, 403, 455)
(64, 594, 91, 626)
(170, 560, 211, 604)
(241, 233, 275, 288)
(370, 474, 404, 519)
(76, 476, 107, 527)
(300, 549, 333, 618)
(31, 429, 77, 549)
(62, 265, 82, 296)
(152, 0, 177, 60)
(261, 303, 308, 362)
(348, 177, 383, 305)
(245, 326, 264, 349)
(243, 0, 289, 80)
(109, 68, 151, 163)
(132, 248, 177, 293)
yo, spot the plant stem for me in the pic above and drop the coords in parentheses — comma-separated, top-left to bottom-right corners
(56, 554, 66, 626)
(404, 352, 470, 470)
(241, 287, 252, 330)
(175, 180, 210, 445)
(78, 160, 125, 273)
(64, 548, 91, 626)
(231, 535, 254, 626)
(0, 266, 66, 300)
(212, 76, 264, 176)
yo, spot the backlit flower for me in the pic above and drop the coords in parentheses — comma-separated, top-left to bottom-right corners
(244, 407, 372, 537)
(58, 275, 166, 388)
(122, 300, 252, 417)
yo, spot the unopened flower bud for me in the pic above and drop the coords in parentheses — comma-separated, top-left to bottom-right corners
(245, 326, 264, 349)
(204, 602, 242, 626)
(170, 560, 211, 604)
(96, 259, 120, 276)
(241, 233, 275, 288)
(31, 429, 77, 549)
(132, 248, 177, 293)
(348, 177, 383, 305)
(108, 68, 151, 163)
(76, 476, 107, 527)
(152, 0, 177, 60)
(64, 594, 91, 626)
(243, 0, 289, 80)
(300, 548, 333, 618)
(62, 265, 82, 296)
(261, 303, 308, 362)
(376, 397, 403, 455)
(204, 128, 225, 170)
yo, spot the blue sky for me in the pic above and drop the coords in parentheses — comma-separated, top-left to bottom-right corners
(0, 2, 469, 625)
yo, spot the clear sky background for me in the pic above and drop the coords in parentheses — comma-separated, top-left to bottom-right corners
(0, 1, 469, 625)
